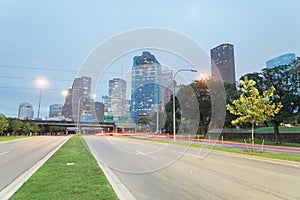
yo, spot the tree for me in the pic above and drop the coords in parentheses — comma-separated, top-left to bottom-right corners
(239, 72, 270, 128)
(163, 79, 226, 137)
(10, 118, 23, 136)
(150, 111, 166, 133)
(190, 80, 211, 136)
(239, 72, 266, 94)
(289, 58, 300, 126)
(163, 95, 181, 134)
(31, 124, 40, 135)
(240, 61, 300, 143)
(0, 115, 9, 136)
(137, 117, 149, 125)
(224, 82, 240, 128)
(226, 77, 282, 150)
(262, 62, 299, 143)
(22, 122, 32, 135)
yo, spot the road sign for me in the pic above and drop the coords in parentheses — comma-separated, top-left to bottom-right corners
(104, 115, 114, 121)
(117, 116, 128, 121)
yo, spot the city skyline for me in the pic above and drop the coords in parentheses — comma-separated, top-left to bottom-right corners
(1, 1, 300, 118)
(4, 47, 299, 120)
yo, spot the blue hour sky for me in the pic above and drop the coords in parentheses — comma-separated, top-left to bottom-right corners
(0, 0, 299, 118)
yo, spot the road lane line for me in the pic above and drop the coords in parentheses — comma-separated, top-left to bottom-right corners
(0, 151, 9, 156)
(136, 150, 158, 160)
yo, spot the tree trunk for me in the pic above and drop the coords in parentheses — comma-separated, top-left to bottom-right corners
(273, 120, 281, 144)
(203, 123, 208, 137)
(251, 123, 255, 151)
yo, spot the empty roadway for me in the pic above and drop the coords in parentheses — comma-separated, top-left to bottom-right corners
(84, 135, 300, 200)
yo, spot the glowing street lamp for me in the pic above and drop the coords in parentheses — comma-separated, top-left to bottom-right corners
(35, 78, 48, 119)
(172, 69, 197, 141)
(61, 90, 69, 97)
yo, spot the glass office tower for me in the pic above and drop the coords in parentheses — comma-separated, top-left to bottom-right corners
(130, 51, 162, 122)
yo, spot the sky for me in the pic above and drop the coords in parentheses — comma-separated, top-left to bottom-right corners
(0, 0, 299, 118)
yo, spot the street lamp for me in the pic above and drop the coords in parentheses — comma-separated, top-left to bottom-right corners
(172, 69, 197, 141)
(75, 96, 84, 135)
(35, 78, 48, 119)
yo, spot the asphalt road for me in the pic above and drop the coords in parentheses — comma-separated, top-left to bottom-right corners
(0, 136, 68, 191)
(84, 135, 300, 200)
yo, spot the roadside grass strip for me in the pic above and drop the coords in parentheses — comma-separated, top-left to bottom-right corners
(11, 136, 117, 200)
(130, 136, 300, 163)
(0, 136, 30, 143)
(224, 139, 300, 148)
(191, 144, 300, 162)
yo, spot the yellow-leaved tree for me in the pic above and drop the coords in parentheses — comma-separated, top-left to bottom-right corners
(226, 77, 283, 150)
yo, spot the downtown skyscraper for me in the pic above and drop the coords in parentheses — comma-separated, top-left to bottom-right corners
(49, 104, 63, 118)
(130, 51, 162, 122)
(160, 69, 173, 110)
(211, 43, 236, 84)
(108, 78, 126, 118)
(62, 76, 93, 122)
(266, 53, 296, 69)
(18, 102, 34, 120)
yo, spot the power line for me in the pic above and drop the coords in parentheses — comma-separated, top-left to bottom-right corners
(0, 75, 73, 82)
(0, 86, 108, 92)
(0, 86, 67, 91)
(0, 64, 125, 75)
(0, 64, 81, 73)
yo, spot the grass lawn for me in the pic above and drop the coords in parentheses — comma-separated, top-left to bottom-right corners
(11, 136, 117, 200)
(190, 143, 300, 162)
(226, 139, 300, 148)
(130, 136, 300, 163)
(241, 126, 300, 133)
(0, 136, 29, 143)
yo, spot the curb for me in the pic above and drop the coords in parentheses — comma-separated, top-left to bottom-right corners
(84, 138, 136, 200)
(0, 136, 71, 200)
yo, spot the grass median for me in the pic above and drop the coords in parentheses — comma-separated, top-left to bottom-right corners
(11, 136, 117, 200)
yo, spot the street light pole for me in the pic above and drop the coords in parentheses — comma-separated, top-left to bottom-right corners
(77, 97, 82, 135)
(172, 69, 197, 141)
(36, 78, 47, 119)
(37, 87, 42, 119)
(156, 89, 160, 133)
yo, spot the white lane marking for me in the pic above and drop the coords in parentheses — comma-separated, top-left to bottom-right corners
(0, 151, 9, 156)
(136, 150, 158, 160)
